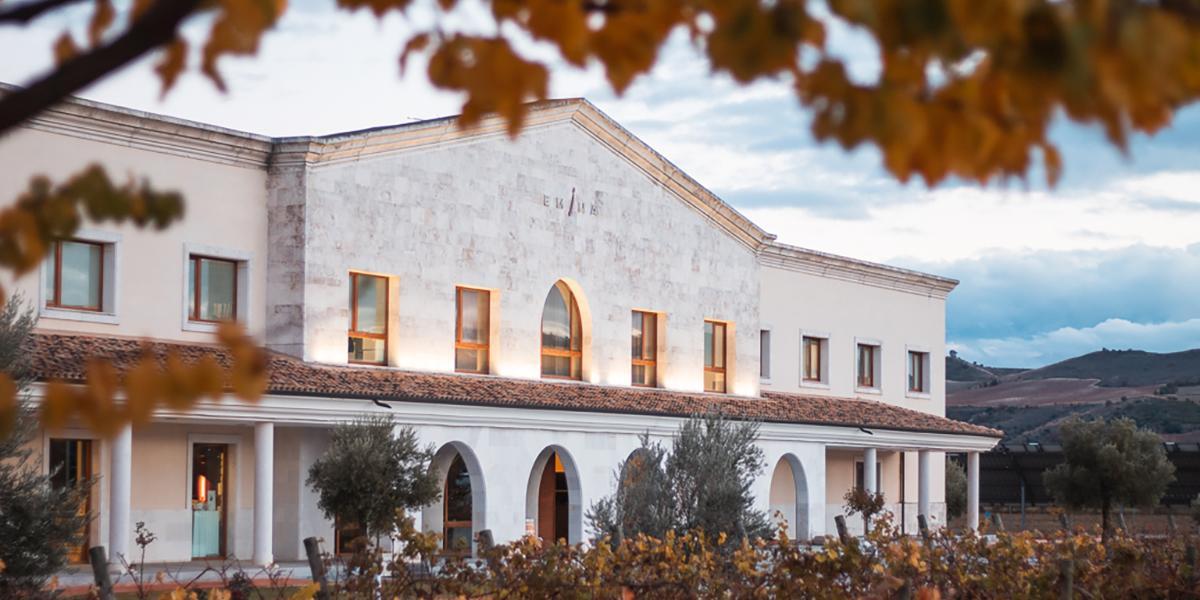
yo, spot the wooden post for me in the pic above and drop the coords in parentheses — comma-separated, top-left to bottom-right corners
(918, 514, 931, 544)
(991, 512, 1005, 533)
(834, 515, 850, 544)
(88, 546, 113, 600)
(303, 536, 330, 600)
(1058, 558, 1073, 600)
(1186, 545, 1197, 588)
(1167, 512, 1177, 536)
(1058, 512, 1070, 531)
(1117, 509, 1128, 535)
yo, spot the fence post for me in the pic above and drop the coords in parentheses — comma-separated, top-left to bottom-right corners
(1117, 508, 1128, 535)
(1167, 512, 1177, 537)
(1186, 545, 1197, 588)
(991, 512, 1005, 533)
(1058, 512, 1071, 531)
(1058, 558, 1073, 600)
(303, 536, 330, 600)
(834, 515, 850, 544)
(88, 546, 113, 600)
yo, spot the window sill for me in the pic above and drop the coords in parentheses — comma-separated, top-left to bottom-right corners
(906, 391, 932, 400)
(855, 386, 882, 395)
(800, 380, 831, 390)
(183, 319, 240, 334)
(40, 306, 118, 325)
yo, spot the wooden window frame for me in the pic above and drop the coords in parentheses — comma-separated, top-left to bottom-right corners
(631, 310, 657, 388)
(857, 344, 877, 388)
(348, 272, 388, 365)
(455, 286, 490, 374)
(704, 320, 727, 393)
(540, 285, 582, 381)
(908, 351, 928, 393)
(47, 240, 104, 312)
(187, 255, 239, 323)
(802, 336, 824, 383)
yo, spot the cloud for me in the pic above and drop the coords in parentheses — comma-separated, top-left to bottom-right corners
(914, 244, 1200, 366)
(950, 318, 1200, 368)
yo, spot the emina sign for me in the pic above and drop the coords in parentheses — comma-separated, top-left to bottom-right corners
(542, 188, 601, 217)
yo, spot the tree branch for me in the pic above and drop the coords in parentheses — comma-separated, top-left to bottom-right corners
(0, 0, 86, 25)
(0, 0, 204, 138)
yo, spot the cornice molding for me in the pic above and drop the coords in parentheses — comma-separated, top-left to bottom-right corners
(760, 242, 959, 299)
(3, 83, 273, 169)
(23, 383, 1001, 452)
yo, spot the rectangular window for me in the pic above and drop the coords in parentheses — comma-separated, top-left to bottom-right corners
(908, 350, 929, 393)
(854, 461, 882, 492)
(47, 240, 103, 311)
(455, 287, 490, 374)
(803, 336, 824, 382)
(759, 330, 771, 380)
(49, 438, 92, 563)
(348, 273, 387, 364)
(857, 343, 878, 388)
(187, 256, 238, 322)
(631, 311, 657, 387)
(704, 320, 727, 393)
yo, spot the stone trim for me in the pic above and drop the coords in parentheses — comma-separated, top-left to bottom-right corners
(759, 242, 959, 298)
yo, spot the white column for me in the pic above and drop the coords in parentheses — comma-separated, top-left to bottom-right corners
(863, 448, 878, 495)
(108, 424, 132, 564)
(967, 451, 980, 532)
(917, 450, 931, 520)
(254, 422, 274, 566)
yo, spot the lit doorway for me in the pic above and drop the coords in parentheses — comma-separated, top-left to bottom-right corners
(191, 443, 228, 559)
(49, 438, 93, 563)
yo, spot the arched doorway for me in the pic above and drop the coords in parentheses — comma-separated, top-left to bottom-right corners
(423, 442, 486, 554)
(769, 454, 810, 541)
(540, 280, 585, 380)
(525, 446, 583, 543)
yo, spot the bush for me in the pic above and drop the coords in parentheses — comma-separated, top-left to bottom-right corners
(945, 458, 968, 519)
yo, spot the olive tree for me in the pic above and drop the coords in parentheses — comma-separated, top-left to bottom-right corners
(1044, 418, 1174, 542)
(0, 296, 91, 597)
(588, 414, 770, 546)
(945, 458, 968, 521)
(307, 415, 440, 543)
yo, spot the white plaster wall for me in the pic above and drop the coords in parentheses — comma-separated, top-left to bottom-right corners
(0, 126, 268, 342)
(758, 264, 947, 416)
(272, 122, 761, 395)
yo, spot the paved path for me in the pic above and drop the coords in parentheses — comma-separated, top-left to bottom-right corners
(54, 560, 315, 596)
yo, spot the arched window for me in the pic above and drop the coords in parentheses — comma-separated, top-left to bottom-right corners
(541, 281, 581, 379)
(444, 454, 473, 553)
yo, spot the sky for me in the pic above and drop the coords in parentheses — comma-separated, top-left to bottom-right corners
(2, 2, 1198, 368)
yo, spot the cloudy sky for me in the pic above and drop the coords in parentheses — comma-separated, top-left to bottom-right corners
(3, 2, 1198, 368)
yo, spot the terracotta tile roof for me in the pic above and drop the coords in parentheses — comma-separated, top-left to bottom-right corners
(26, 333, 1001, 438)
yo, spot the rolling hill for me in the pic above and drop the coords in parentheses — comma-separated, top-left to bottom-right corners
(946, 349, 1200, 443)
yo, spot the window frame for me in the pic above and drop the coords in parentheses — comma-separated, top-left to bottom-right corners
(455, 286, 490, 374)
(540, 283, 582, 381)
(704, 320, 728, 394)
(802, 335, 824, 383)
(348, 272, 389, 365)
(631, 310, 658, 388)
(856, 342, 880, 390)
(187, 254, 239, 323)
(46, 239, 105, 313)
(907, 349, 930, 395)
(759, 328, 771, 382)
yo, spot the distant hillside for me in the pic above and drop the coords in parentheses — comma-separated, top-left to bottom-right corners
(946, 347, 1200, 442)
(945, 353, 1028, 383)
(1016, 348, 1200, 388)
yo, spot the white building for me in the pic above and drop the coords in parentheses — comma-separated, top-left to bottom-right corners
(0, 90, 999, 566)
